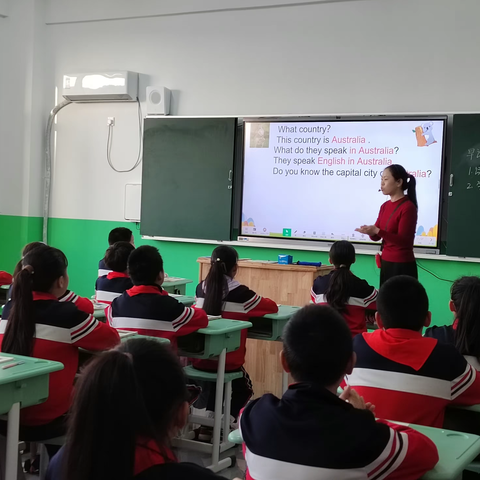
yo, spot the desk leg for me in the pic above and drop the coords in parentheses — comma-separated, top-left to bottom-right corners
(282, 371, 289, 394)
(5, 402, 20, 480)
(212, 348, 226, 468)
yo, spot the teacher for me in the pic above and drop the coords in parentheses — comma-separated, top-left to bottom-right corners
(356, 164, 418, 285)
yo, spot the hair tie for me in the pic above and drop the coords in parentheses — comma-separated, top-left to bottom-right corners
(211, 257, 223, 265)
(338, 264, 347, 268)
(22, 265, 34, 274)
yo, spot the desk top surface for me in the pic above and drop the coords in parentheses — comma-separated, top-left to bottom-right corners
(197, 319, 252, 335)
(262, 305, 300, 320)
(163, 277, 193, 286)
(410, 423, 480, 480)
(197, 257, 333, 273)
(0, 354, 63, 386)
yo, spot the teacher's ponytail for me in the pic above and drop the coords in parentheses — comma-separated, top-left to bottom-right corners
(406, 174, 418, 209)
(386, 164, 418, 209)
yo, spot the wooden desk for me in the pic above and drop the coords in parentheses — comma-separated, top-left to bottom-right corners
(197, 258, 333, 398)
(0, 354, 63, 480)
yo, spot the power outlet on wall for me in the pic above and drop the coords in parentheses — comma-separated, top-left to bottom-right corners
(107, 117, 115, 126)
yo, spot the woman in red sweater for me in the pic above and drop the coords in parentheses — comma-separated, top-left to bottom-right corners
(356, 164, 418, 285)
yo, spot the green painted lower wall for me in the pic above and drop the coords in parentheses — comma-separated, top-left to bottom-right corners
(2, 215, 480, 327)
(0, 215, 43, 272)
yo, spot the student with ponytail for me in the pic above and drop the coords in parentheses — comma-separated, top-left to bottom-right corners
(425, 276, 480, 370)
(356, 164, 418, 285)
(0, 246, 120, 443)
(194, 246, 278, 420)
(46, 338, 227, 480)
(311, 241, 377, 337)
(10, 242, 94, 315)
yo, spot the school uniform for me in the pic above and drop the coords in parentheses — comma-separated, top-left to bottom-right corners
(58, 290, 94, 315)
(95, 271, 133, 305)
(47, 441, 225, 480)
(0, 293, 120, 430)
(347, 328, 480, 427)
(240, 382, 438, 480)
(0, 271, 12, 286)
(369, 198, 418, 284)
(107, 285, 208, 349)
(311, 271, 377, 337)
(98, 257, 111, 277)
(194, 278, 278, 417)
(425, 321, 480, 371)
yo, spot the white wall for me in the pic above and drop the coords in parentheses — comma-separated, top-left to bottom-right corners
(0, 0, 9, 17)
(44, 0, 356, 24)
(3, 0, 480, 222)
(0, 0, 47, 217)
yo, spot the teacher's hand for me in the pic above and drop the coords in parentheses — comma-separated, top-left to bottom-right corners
(355, 225, 380, 236)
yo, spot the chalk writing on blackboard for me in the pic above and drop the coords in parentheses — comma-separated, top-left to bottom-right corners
(467, 183, 473, 190)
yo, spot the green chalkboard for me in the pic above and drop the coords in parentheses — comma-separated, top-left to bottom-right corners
(446, 114, 480, 257)
(140, 118, 237, 241)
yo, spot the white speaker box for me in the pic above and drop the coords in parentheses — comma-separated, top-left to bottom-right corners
(146, 86, 171, 115)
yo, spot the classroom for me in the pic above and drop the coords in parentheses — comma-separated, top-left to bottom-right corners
(2, 0, 480, 479)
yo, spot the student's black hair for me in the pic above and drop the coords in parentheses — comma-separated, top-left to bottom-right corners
(283, 304, 353, 386)
(12, 242, 47, 278)
(2, 246, 68, 356)
(377, 275, 428, 331)
(451, 276, 480, 358)
(385, 164, 418, 209)
(63, 338, 189, 480)
(324, 241, 355, 312)
(127, 245, 163, 286)
(104, 241, 135, 273)
(108, 227, 133, 246)
(202, 246, 239, 316)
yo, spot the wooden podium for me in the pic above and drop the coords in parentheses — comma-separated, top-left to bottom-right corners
(197, 258, 333, 397)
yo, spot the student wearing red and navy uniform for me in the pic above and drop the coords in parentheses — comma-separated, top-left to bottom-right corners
(107, 246, 208, 348)
(311, 241, 377, 337)
(9, 242, 94, 315)
(0, 246, 120, 448)
(95, 241, 134, 305)
(425, 276, 480, 371)
(194, 246, 278, 419)
(46, 338, 225, 480)
(240, 304, 438, 480)
(98, 227, 134, 277)
(0, 271, 12, 286)
(356, 164, 418, 285)
(347, 276, 480, 428)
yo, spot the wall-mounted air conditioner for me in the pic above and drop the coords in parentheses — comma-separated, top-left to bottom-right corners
(62, 71, 138, 102)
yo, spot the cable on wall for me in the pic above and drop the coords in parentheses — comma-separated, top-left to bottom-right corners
(106, 99, 143, 173)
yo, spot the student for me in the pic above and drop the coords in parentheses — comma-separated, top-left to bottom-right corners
(46, 338, 228, 480)
(194, 246, 278, 420)
(11, 242, 94, 315)
(311, 240, 377, 336)
(425, 276, 480, 370)
(99, 227, 134, 277)
(0, 271, 12, 286)
(240, 304, 438, 480)
(347, 275, 480, 427)
(0, 246, 120, 446)
(95, 241, 135, 305)
(108, 246, 208, 348)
